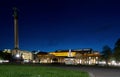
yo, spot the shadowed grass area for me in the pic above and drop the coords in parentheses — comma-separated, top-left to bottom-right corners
(0, 64, 89, 77)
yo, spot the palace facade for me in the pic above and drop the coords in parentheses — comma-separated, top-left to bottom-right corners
(37, 48, 100, 65)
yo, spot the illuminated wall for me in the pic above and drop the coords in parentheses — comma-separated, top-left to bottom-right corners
(49, 52, 76, 57)
(37, 49, 100, 65)
(22, 51, 33, 60)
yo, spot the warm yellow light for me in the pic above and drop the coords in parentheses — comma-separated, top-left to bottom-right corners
(49, 52, 76, 56)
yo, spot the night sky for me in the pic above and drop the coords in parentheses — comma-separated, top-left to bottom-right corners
(0, 0, 120, 52)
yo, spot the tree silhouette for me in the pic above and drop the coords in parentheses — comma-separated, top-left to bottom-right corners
(114, 38, 120, 62)
(101, 45, 112, 66)
(0, 50, 4, 59)
(0, 50, 12, 61)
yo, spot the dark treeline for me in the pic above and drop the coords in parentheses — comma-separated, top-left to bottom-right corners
(101, 38, 120, 65)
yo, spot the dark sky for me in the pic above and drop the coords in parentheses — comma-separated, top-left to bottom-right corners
(0, 0, 120, 52)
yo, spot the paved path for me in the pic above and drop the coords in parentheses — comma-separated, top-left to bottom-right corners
(47, 65, 120, 77)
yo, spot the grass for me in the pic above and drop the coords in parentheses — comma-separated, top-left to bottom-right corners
(0, 64, 89, 77)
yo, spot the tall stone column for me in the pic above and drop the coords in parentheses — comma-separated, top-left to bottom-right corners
(11, 7, 22, 62)
(13, 7, 19, 49)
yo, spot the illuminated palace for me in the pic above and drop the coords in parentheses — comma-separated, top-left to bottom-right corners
(37, 48, 100, 65)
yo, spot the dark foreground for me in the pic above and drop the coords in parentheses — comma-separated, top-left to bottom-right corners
(0, 63, 89, 77)
(43, 64, 120, 77)
(28, 63, 120, 77)
(1, 63, 120, 77)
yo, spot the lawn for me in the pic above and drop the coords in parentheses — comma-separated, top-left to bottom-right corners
(0, 64, 89, 77)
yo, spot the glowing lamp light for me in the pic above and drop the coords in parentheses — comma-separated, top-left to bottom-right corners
(16, 54, 20, 58)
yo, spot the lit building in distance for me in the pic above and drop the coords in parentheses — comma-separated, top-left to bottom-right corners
(37, 48, 100, 65)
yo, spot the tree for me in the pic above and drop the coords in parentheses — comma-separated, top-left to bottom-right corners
(0, 50, 12, 61)
(101, 45, 112, 66)
(113, 38, 120, 62)
(4, 52, 12, 61)
(0, 50, 4, 60)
